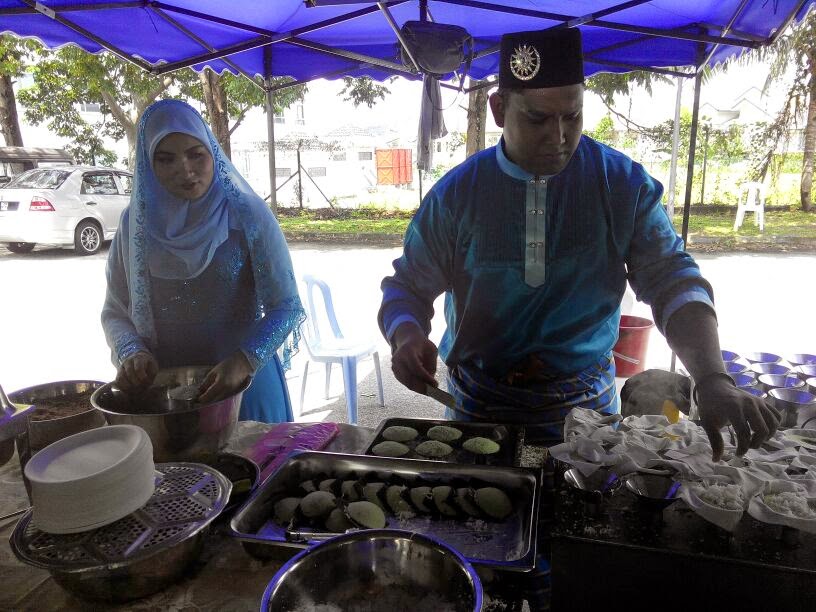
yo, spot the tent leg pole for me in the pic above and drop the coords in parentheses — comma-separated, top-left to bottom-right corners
(666, 76, 683, 219)
(264, 46, 278, 216)
(670, 68, 703, 375)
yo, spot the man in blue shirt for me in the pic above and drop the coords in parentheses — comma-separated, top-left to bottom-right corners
(380, 27, 779, 457)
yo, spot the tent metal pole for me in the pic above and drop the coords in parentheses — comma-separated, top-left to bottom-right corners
(670, 67, 702, 374)
(378, 2, 420, 71)
(264, 46, 278, 216)
(769, 0, 810, 45)
(666, 76, 684, 218)
(698, 0, 752, 71)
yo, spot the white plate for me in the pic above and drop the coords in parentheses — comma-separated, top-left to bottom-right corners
(25, 425, 147, 484)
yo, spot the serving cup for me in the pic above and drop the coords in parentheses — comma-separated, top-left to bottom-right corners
(757, 374, 806, 394)
(750, 362, 791, 377)
(744, 352, 782, 364)
(624, 472, 681, 512)
(721, 350, 741, 364)
(563, 467, 621, 516)
(92, 366, 249, 462)
(732, 373, 757, 388)
(261, 529, 483, 612)
(768, 388, 816, 429)
(796, 364, 816, 381)
(785, 354, 816, 367)
(741, 387, 768, 400)
(726, 361, 751, 376)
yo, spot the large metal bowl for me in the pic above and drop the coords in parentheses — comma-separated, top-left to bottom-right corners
(10, 380, 107, 497)
(768, 388, 816, 428)
(91, 366, 249, 462)
(261, 529, 483, 612)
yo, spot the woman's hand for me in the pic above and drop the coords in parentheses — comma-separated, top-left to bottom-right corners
(116, 351, 159, 392)
(198, 351, 254, 404)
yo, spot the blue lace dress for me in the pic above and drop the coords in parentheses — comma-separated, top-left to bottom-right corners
(148, 229, 293, 422)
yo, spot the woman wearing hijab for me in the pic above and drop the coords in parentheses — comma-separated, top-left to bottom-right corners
(102, 99, 305, 423)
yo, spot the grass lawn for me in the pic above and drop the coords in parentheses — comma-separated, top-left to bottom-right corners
(275, 206, 816, 242)
(674, 208, 816, 239)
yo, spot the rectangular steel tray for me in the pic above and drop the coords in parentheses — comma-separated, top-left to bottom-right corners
(364, 417, 524, 467)
(229, 450, 540, 571)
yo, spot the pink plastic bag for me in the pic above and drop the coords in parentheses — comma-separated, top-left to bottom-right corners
(244, 422, 339, 483)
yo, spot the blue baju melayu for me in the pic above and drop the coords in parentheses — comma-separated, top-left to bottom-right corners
(380, 135, 714, 441)
(102, 100, 305, 423)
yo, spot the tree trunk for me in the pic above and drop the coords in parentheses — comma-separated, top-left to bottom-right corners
(0, 74, 24, 147)
(465, 83, 488, 158)
(800, 55, 816, 212)
(199, 69, 231, 159)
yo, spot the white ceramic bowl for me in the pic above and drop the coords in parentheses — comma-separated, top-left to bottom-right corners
(25, 425, 155, 534)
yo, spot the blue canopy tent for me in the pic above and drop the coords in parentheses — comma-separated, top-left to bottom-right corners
(1, 0, 814, 231)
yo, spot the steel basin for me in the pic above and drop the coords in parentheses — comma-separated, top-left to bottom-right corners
(91, 366, 249, 462)
(768, 388, 816, 429)
(261, 529, 483, 612)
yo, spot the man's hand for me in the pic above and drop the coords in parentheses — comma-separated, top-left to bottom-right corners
(116, 351, 159, 392)
(391, 323, 439, 393)
(198, 351, 254, 405)
(696, 376, 781, 461)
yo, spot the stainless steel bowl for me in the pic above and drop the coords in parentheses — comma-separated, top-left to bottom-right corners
(624, 472, 681, 511)
(757, 374, 805, 393)
(10, 380, 107, 498)
(91, 366, 249, 462)
(261, 529, 483, 612)
(768, 388, 816, 428)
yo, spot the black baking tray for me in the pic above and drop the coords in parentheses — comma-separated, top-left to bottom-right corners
(363, 417, 524, 467)
(229, 450, 540, 571)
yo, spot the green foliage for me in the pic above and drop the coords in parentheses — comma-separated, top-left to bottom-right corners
(586, 115, 616, 145)
(18, 47, 179, 167)
(0, 35, 39, 77)
(339, 76, 393, 108)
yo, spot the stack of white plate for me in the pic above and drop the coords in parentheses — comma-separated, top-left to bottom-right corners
(25, 425, 155, 534)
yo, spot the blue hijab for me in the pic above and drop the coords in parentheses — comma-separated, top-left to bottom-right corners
(125, 99, 303, 348)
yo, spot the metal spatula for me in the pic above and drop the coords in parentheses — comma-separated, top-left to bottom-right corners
(0, 383, 34, 465)
(425, 384, 457, 411)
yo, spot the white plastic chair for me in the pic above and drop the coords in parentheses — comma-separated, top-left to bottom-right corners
(299, 274, 384, 424)
(733, 182, 766, 231)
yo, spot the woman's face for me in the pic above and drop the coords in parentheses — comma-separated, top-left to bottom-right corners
(152, 132, 214, 199)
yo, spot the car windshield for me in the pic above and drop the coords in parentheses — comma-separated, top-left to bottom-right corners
(5, 169, 71, 190)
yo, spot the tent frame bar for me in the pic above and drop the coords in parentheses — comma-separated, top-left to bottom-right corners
(697, 0, 753, 74)
(149, 6, 263, 89)
(151, 0, 410, 75)
(0, 1, 145, 15)
(15, 0, 153, 71)
(432, 0, 760, 49)
(770, 0, 811, 44)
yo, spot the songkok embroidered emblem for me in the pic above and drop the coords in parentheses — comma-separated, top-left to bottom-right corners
(510, 44, 540, 81)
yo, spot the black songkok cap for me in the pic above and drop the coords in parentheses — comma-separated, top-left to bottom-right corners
(498, 28, 584, 89)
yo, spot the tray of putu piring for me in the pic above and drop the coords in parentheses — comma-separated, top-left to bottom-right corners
(363, 417, 525, 467)
(229, 451, 541, 571)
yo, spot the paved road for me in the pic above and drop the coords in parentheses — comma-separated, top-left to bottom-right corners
(1, 242, 813, 427)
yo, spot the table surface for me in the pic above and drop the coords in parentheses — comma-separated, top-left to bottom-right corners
(0, 421, 376, 612)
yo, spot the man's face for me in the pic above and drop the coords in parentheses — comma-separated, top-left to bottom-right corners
(489, 84, 584, 176)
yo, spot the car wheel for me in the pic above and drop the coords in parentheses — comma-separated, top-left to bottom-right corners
(74, 220, 102, 255)
(6, 242, 36, 254)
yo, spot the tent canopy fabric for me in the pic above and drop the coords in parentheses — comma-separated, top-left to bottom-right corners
(1, 1, 814, 87)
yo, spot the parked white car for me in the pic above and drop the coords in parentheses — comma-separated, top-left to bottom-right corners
(0, 166, 132, 255)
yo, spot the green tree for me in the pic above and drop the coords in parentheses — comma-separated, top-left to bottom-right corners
(180, 69, 305, 160)
(585, 71, 669, 132)
(339, 76, 392, 108)
(0, 35, 39, 148)
(18, 47, 180, 168)
(586, 114, 616, 145)
(733, 11, 816, 211)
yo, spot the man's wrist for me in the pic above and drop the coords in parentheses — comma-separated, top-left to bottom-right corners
(391, 321, 425, 352)
(693, 371, 736, 404)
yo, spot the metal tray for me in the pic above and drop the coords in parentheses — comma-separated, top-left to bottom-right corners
(229, 451, 540, 572)
(364, 417, 524, 467)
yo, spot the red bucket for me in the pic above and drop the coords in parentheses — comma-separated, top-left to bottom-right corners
(613, 315, 654, 377)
